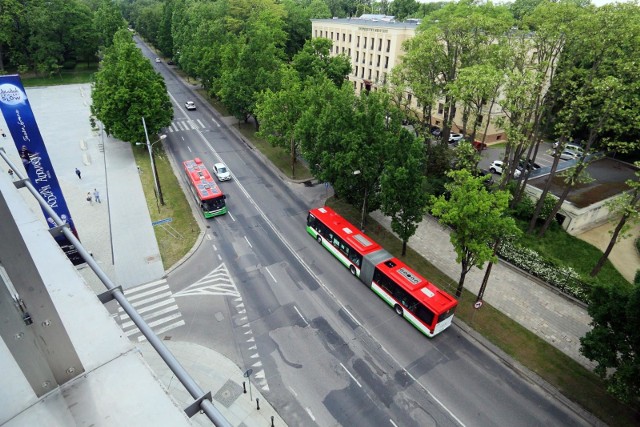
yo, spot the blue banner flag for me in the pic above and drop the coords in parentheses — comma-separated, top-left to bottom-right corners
(0, 75, 84, 266)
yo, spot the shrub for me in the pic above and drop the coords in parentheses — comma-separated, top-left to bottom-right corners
(498, 239, 591, 302)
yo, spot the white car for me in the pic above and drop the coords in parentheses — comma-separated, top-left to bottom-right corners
(185, 101, 196, 110)
(155, 57, 161, 63)
(559, 150, 580, 161)
(213, 162, 231, 181)
(448, 133, 464, 144)
(489, 160, 521, 178)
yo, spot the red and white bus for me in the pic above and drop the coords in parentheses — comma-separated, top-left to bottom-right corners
(307, 206, 457, 337)
(183, 158, 227, 218)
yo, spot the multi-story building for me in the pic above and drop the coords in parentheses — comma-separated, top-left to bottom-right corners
(311, 17, 508, 143)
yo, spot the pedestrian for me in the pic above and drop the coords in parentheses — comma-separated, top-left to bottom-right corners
(93, 188, 101, 203)
(75, 168, 82, 179)
(86, 192, 92, 205)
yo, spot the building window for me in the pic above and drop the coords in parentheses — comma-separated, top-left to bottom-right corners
(361, 67, 364, 78)
(384, 56, 389, 68)
(364, 37, 367, 48)
(349, 34, 352, 42)
(331, 32, 333, 39)
(376, 70, 379, 82)
(348, 48, 351, 56)
(360, 82, 364, 91)
(355, 51, 359, 62)
(342, 47, 345, 53)
(378, 39, 382, 51)
(386, 40, 391, 52)
(354, 81, 357, 89)
(369, 54, 372, 65)
(438, 103, 444, 115)
(355, 66, 358, 76)
(368, 69, 372, 79)
(343, 33, 345, 41)
(377, 55, 380, 67)
(357, 36, 360, 47)
(383, 72, 387, 84)
(370, 38, 374, 49)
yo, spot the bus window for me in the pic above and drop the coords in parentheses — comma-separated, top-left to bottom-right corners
(415, 305, 435, 326)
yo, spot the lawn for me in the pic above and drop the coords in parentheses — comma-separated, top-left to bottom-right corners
(132, 144, 199, 269)
(21, 63, 97, 86)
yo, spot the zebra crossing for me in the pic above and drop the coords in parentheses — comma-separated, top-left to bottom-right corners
(114, 279, 185, 342)
(167, 118, 206, 133)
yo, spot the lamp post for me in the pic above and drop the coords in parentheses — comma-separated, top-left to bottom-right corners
(138, 117, 167, 207)
(353, 170, 367, 231)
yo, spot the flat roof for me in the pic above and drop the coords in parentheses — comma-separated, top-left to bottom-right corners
(527, 157, 637, 208)
(312, 18, 420, 29)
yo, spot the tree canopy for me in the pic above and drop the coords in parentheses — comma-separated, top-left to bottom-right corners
(91, 28, 173, 143)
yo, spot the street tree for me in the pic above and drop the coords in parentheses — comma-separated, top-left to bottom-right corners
(91, 28, 173, 143)
(580, 283, 640, 404)
(590, 163, 640, 277)
(255, 65, 305, 177)
(94, 0, 127, 49)
(379, 128, 429, 256)
(291, 37, 351, 87)
(430, 169, 520, 297)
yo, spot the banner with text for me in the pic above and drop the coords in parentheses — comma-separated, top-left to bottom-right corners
(0, 75, 84, 266)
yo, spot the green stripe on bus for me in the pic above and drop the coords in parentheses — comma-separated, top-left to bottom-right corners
(372, 283, 433, 337)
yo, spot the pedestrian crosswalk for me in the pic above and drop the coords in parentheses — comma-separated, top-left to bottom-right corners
(114, 279, 185, 342)
(167, 118, 206, 133)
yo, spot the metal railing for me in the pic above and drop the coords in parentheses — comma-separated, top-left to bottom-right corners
(0, 148, 231, 427)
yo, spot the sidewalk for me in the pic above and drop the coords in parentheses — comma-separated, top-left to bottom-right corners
(370, 211, 597, 370)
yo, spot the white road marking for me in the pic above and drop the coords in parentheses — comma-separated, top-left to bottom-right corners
(341, 305, 360, 326)
(187, 145, 192, 152)
(244, 235, 253, 248)
(228, 212, 236, 222)
(265, 266, 277, 283)
(211, 116, 220, 127)
(340, 363, 362, 388)
(294, 305, 309, 326)
(390, 419, 399, 427)
(305, 408, 316, 421)
(289, 386, 298, 397)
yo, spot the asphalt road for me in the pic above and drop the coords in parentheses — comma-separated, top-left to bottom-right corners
(134, 38, 594, 427)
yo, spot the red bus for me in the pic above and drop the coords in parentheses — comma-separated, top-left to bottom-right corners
(307, 206, 457, 337)
(183, 158, 227, 218)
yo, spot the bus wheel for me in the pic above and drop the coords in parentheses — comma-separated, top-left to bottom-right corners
(316, 236, 322, 244)
(394, 305, 403, 316)
(349, 265, 356, 276)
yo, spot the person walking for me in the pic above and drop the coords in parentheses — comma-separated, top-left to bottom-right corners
(86, 192, 92, 205)
(93, 188, 101, 203)
(75, 168, 82, 179)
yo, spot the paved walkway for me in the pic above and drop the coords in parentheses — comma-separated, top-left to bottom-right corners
(370, 211, 597, 369)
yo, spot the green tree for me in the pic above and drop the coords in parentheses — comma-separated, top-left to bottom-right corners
(591, 163, 640, 277)
(0, 0, 25, 71)
(580, 283, 640, 404)
(94, 0, 127, 49)
(430, 169, 520, 297)
(388, 0, 419, 21)
(91, 28, 173, 143)
(379, 128, 429, 256)
(255, 65, 305, 177)
(291, 37, 351, 87)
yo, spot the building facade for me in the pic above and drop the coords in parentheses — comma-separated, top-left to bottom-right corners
(311, 18, 508, 143)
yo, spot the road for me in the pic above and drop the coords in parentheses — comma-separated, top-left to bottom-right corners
(126, 38, 593, 427)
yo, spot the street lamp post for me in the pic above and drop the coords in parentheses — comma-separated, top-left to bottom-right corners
(138, 117, 167, 207)
(353, 170, 366, 231)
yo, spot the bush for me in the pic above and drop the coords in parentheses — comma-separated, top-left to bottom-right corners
(498, 239, 591, 302)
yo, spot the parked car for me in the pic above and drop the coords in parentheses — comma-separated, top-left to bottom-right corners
(212, 162, 231, 181)
(477, 168, 495, 187)
(430, 126, 442, 137)
(559, 150, 580, 161)
(489, 160, 521, 178)
(448, 133, 464, 144)
(472, 140, 487, 151)
(565, 144, 585, 155)
(185, 101, 196, 110)
(167, 60, 175, 65)
(155, 57, 161, 63)
(518, 159, 541, 171)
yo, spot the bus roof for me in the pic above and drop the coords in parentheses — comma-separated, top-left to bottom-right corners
(309, 206, 382, 256)
(377, 257, 457, 313)
(183, 158, 223, 200)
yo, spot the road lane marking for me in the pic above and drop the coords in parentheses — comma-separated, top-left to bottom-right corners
(340, 363, 362, 388)
(294, 305, 309, 326)
(244, 235, 253, 248)
(305, 408, 316, 421)
(265, 266, 277, 283)
(341, 305, 360, 327)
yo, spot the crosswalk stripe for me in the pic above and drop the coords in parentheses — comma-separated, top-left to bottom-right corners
(124, 285, 171, 302)
(124, 279, 167, 294)
(120, 303, 179, 326)
(124, 313, 183, 337)
(120, 298, 176, 320)
(121, 308, 181, 329)
(118, 291, 173, 311)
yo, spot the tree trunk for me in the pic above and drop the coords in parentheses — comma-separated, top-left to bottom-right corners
(476, 240, 500, 302)
(538, 184, 571, 237)
(290, 135, 296, 178)
(528, 155, 560, 233)
(590, 214, 628, 277)
(402, 240, 407, 256)
(456, 258, 470, 298)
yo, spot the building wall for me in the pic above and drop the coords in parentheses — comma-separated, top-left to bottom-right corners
(311, 18, 508, 143)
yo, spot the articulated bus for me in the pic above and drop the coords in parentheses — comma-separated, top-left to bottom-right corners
(183, 158, 227, 218)
(307, 206, 457, 337)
